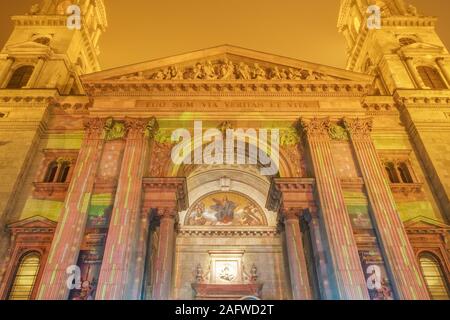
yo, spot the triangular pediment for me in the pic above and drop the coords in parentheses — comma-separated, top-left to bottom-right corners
(8, 215, 57, 230)
(404, 216, 449, 230)
(82, 45, 372, 83)
(4, 40, 53, 55)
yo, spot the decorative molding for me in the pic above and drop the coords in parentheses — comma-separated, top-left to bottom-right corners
(343, 117, 373, 139)
(112, 59, 344, 82)
(83, 81, 371, 98)
(178, 227, 278, 237)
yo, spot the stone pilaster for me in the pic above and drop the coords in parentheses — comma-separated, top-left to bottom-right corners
(95, 118, 158, 300)
(152, 208, 177, 300)
(300, 117, 369, 300)
(141, 177, 188, 300)
(281, 209, 312, 300)
(344, 117, 430, 300)
(37, 118, 109, 300)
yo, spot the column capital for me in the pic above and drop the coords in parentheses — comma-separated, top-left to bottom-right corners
(299, 117, 330, 138)
(343, 117, 373, 139)
(156, 207, 178, 221)
(280, 208, 303, 221)
(124, 116, 159, 138)
(83, 117, 109, 139)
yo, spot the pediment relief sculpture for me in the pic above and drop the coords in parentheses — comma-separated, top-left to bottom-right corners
(111, 59, 344, 82)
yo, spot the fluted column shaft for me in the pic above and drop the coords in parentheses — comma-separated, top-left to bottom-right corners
(300, 118, 369, 300)
(37, 118, 108, 300)
(96, 118, 156, 300)
(344, 117, 430, 300)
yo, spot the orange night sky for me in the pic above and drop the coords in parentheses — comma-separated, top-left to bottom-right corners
(1, 0, 449, 70)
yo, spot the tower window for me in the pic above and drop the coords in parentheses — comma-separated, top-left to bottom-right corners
(383, 161, 415, 184)
(384, 162, 400, 183)
(399, 38, 416, 47)
(417, 66, 448, 89)
(44, 160, 72, 183)
(6, 66, 34, 89)
(398, 163, 413, 183)
(44, 161, 58, 183)
(7, 252, 41, 300)
(419, 253, 450, 300)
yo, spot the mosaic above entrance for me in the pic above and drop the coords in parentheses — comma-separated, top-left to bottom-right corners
(185, 192, 267, 227)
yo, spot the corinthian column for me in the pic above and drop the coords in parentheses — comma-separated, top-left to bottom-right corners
(281, 209, 312, 300)
(300, 118, 369, 300)
(343, 117, 430, 300)
(96, 118, 158, 300)
(37, 118, 109, 300)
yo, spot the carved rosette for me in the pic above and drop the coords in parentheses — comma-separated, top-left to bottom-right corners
(343, 117, 373, 140)
(299, 117, 331, 140)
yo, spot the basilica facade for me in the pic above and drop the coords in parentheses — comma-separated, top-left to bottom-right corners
(0, 0, 449, 300)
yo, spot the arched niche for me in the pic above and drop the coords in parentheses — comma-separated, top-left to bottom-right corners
(178, 164, 278, 228)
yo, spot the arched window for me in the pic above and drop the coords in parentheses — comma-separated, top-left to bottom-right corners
(44, 160, 72, 183)
(385, 162, 400, 183)
(419, 253, 450, 300)
(44, 161, 58, 183)
(417, 66, 448, 89)
(57, 162, 71, 183)
(399, 37, 416, 47)
(398, 163, 413, 183)
(8, 252, 41, 300)
(6, 66, 34, 89)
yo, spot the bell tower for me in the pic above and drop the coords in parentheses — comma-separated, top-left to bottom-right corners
(0, 0, 107, 94)
(337, 0, 450, 220)
(337, 0, 450, 95)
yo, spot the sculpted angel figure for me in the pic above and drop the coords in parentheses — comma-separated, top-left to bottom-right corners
(237, 62, 251, 80)
(219, 58, 235, 80)
(252, 63, 266, 80)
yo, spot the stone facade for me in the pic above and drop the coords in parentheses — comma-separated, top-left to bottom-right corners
(0, 0, 449, 300)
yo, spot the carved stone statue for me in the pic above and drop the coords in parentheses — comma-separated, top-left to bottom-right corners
(406, 4, 418, 17)
(219, 58, 235, 80)
(270, 67, 282, 80)
(252, 63, 266, 80)
(192, 62, 204, 79)
(203, 60, 218, 80)
(195, 264, 204, 283)
(29, 4, 40, 15)
(237, 62, 251, 80)
(169, 66, 183, 80)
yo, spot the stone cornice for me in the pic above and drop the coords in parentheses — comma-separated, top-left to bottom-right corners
(394, 90, 450, 108)
(82, 80, 372, 98)
(178, 227, 279, 237)
(361, 96, 399, 115)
